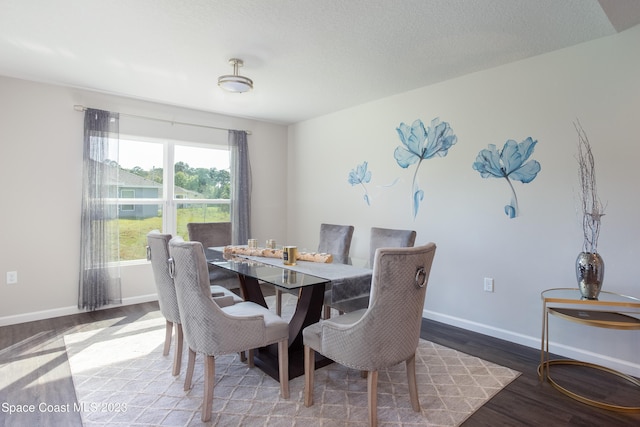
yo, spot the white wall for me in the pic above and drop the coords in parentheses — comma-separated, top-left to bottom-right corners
(288, 25, 640, 375)
(0, 76, 288, 324)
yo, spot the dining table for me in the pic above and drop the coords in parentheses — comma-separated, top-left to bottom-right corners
(206, 246, 373, 380)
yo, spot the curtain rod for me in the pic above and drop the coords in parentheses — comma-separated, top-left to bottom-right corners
(73, 105, 251, 135)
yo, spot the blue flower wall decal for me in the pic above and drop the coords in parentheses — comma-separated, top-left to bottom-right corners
(472, 137, 541, 218)
(348, 161, 372, 205)
(394, 118, 457, 217)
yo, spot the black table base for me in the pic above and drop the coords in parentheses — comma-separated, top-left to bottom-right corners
(238, 275, 332, 380)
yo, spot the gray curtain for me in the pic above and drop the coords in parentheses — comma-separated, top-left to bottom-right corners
(228, 130, 251, 245)
(78, 108, 122, 310)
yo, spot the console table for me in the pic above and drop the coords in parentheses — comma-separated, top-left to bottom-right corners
(539, 288, 640, 412)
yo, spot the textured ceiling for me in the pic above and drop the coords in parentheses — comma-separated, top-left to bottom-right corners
(1, 0, 639, 125)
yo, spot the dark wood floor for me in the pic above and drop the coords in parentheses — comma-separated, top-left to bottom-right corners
(1, 301, 638, 426)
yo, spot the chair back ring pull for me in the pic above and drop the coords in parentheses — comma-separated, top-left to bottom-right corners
(415, 267, 427, 288)
(168, 258, 176, 279)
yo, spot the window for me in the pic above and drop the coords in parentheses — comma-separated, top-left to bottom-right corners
(120, 189, 135, 211)
(114, 136, 230, 261)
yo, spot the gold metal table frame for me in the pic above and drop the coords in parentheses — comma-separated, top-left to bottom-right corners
(539, 288, 640, 412)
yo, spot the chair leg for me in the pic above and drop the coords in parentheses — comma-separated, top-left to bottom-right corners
(172, 324, 183, 376)
(184, 348, 196, 391)
(275, 288, 283, 316)
(163, 320, 173, 356)
(278, 339, 290, 398)
(323, 305, 331, 320)
(247, 349, 255, 368)
(368, 370, 379, 427)
(202, 355, 215, 422)
(304, 345, 315, 407)
(406, 354, 421, 412)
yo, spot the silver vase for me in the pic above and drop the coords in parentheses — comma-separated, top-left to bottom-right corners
(575, 252, 604, 299)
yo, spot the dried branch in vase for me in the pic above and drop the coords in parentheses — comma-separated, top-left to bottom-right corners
(575, 121, 605, 254)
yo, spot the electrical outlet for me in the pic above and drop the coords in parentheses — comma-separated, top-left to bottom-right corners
(483, 277, 494, 292)
(6, 271, 18, 284)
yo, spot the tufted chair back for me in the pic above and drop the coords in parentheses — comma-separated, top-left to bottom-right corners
(303, 243, 437, 426)
(146, 230, 183, 376)
(315, 243, 434, 369)
(147, 231, 180, 324)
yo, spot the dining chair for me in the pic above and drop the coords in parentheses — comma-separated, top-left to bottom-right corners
(168, 237, 290, 422)
(317, 223, 355, 264)
(146, 230, 243, 376)
(146, 231, 184, 376)
(303, 243, 436, 427)
(274, 223, 354, 316)
(187, 222, 241, 293)
(325, 227, 417, 316)
(368, 227, 417, 268)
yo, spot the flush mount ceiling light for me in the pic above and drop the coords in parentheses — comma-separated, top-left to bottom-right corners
(218, 58, 253, 93)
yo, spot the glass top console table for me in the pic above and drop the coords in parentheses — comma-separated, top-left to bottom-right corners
(539, 288, 640, 412)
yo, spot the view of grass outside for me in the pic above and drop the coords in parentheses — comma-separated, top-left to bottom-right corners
(118, 205, 230, 260)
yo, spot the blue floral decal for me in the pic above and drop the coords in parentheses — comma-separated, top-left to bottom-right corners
(348, 161, 372, 205)
(394, 118, 457, 217)
(472, 137, 541, 218)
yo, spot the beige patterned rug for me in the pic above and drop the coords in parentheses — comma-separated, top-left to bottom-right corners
(64, 296, 519, 426)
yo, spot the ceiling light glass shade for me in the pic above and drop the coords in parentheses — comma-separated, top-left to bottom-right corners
(218, 58, 253, 93)
(218, 75, 253, 92)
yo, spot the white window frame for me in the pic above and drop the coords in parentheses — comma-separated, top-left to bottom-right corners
(115, 134, 230, 263)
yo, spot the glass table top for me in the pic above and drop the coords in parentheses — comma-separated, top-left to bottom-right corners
(206, 248, 329, 290)
(541, 288, 640, 306)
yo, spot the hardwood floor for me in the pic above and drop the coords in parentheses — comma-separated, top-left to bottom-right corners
(1, 301, 638, 426)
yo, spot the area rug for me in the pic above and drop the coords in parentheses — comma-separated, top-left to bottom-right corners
(64, 296, 519, 426)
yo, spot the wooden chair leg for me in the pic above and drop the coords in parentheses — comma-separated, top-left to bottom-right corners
(278, 339, 290, 398)
(202, 355, 215, 422)
(368, 370, 378, 427)
(304, 345, 315, 407)
(406, 354, 420, 412)
(247, 349, 255, 368)
(184, 348, 196, 391)
(275, 288, 283, 316)
(172, 323, 183, 376)
(163, 320, 173, 356)
(323, 305, 331, 320)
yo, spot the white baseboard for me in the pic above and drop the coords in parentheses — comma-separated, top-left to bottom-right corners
(424, 309, 640, 378)
(0, 294, 159, 327)
(3, 300, 637, 378)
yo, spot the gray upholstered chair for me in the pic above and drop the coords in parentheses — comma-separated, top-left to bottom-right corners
(368, 227, 417, 268)
(146, 231, 184, 376)
(146, 231, 243, 376)
(326, 227, 417, 315)
(275, 223, 354, 316)
(318, 223, 355, 264)
(168, 237, 290, 422)
(187, 222, 240, 293)
(303, 243, 436, 427)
